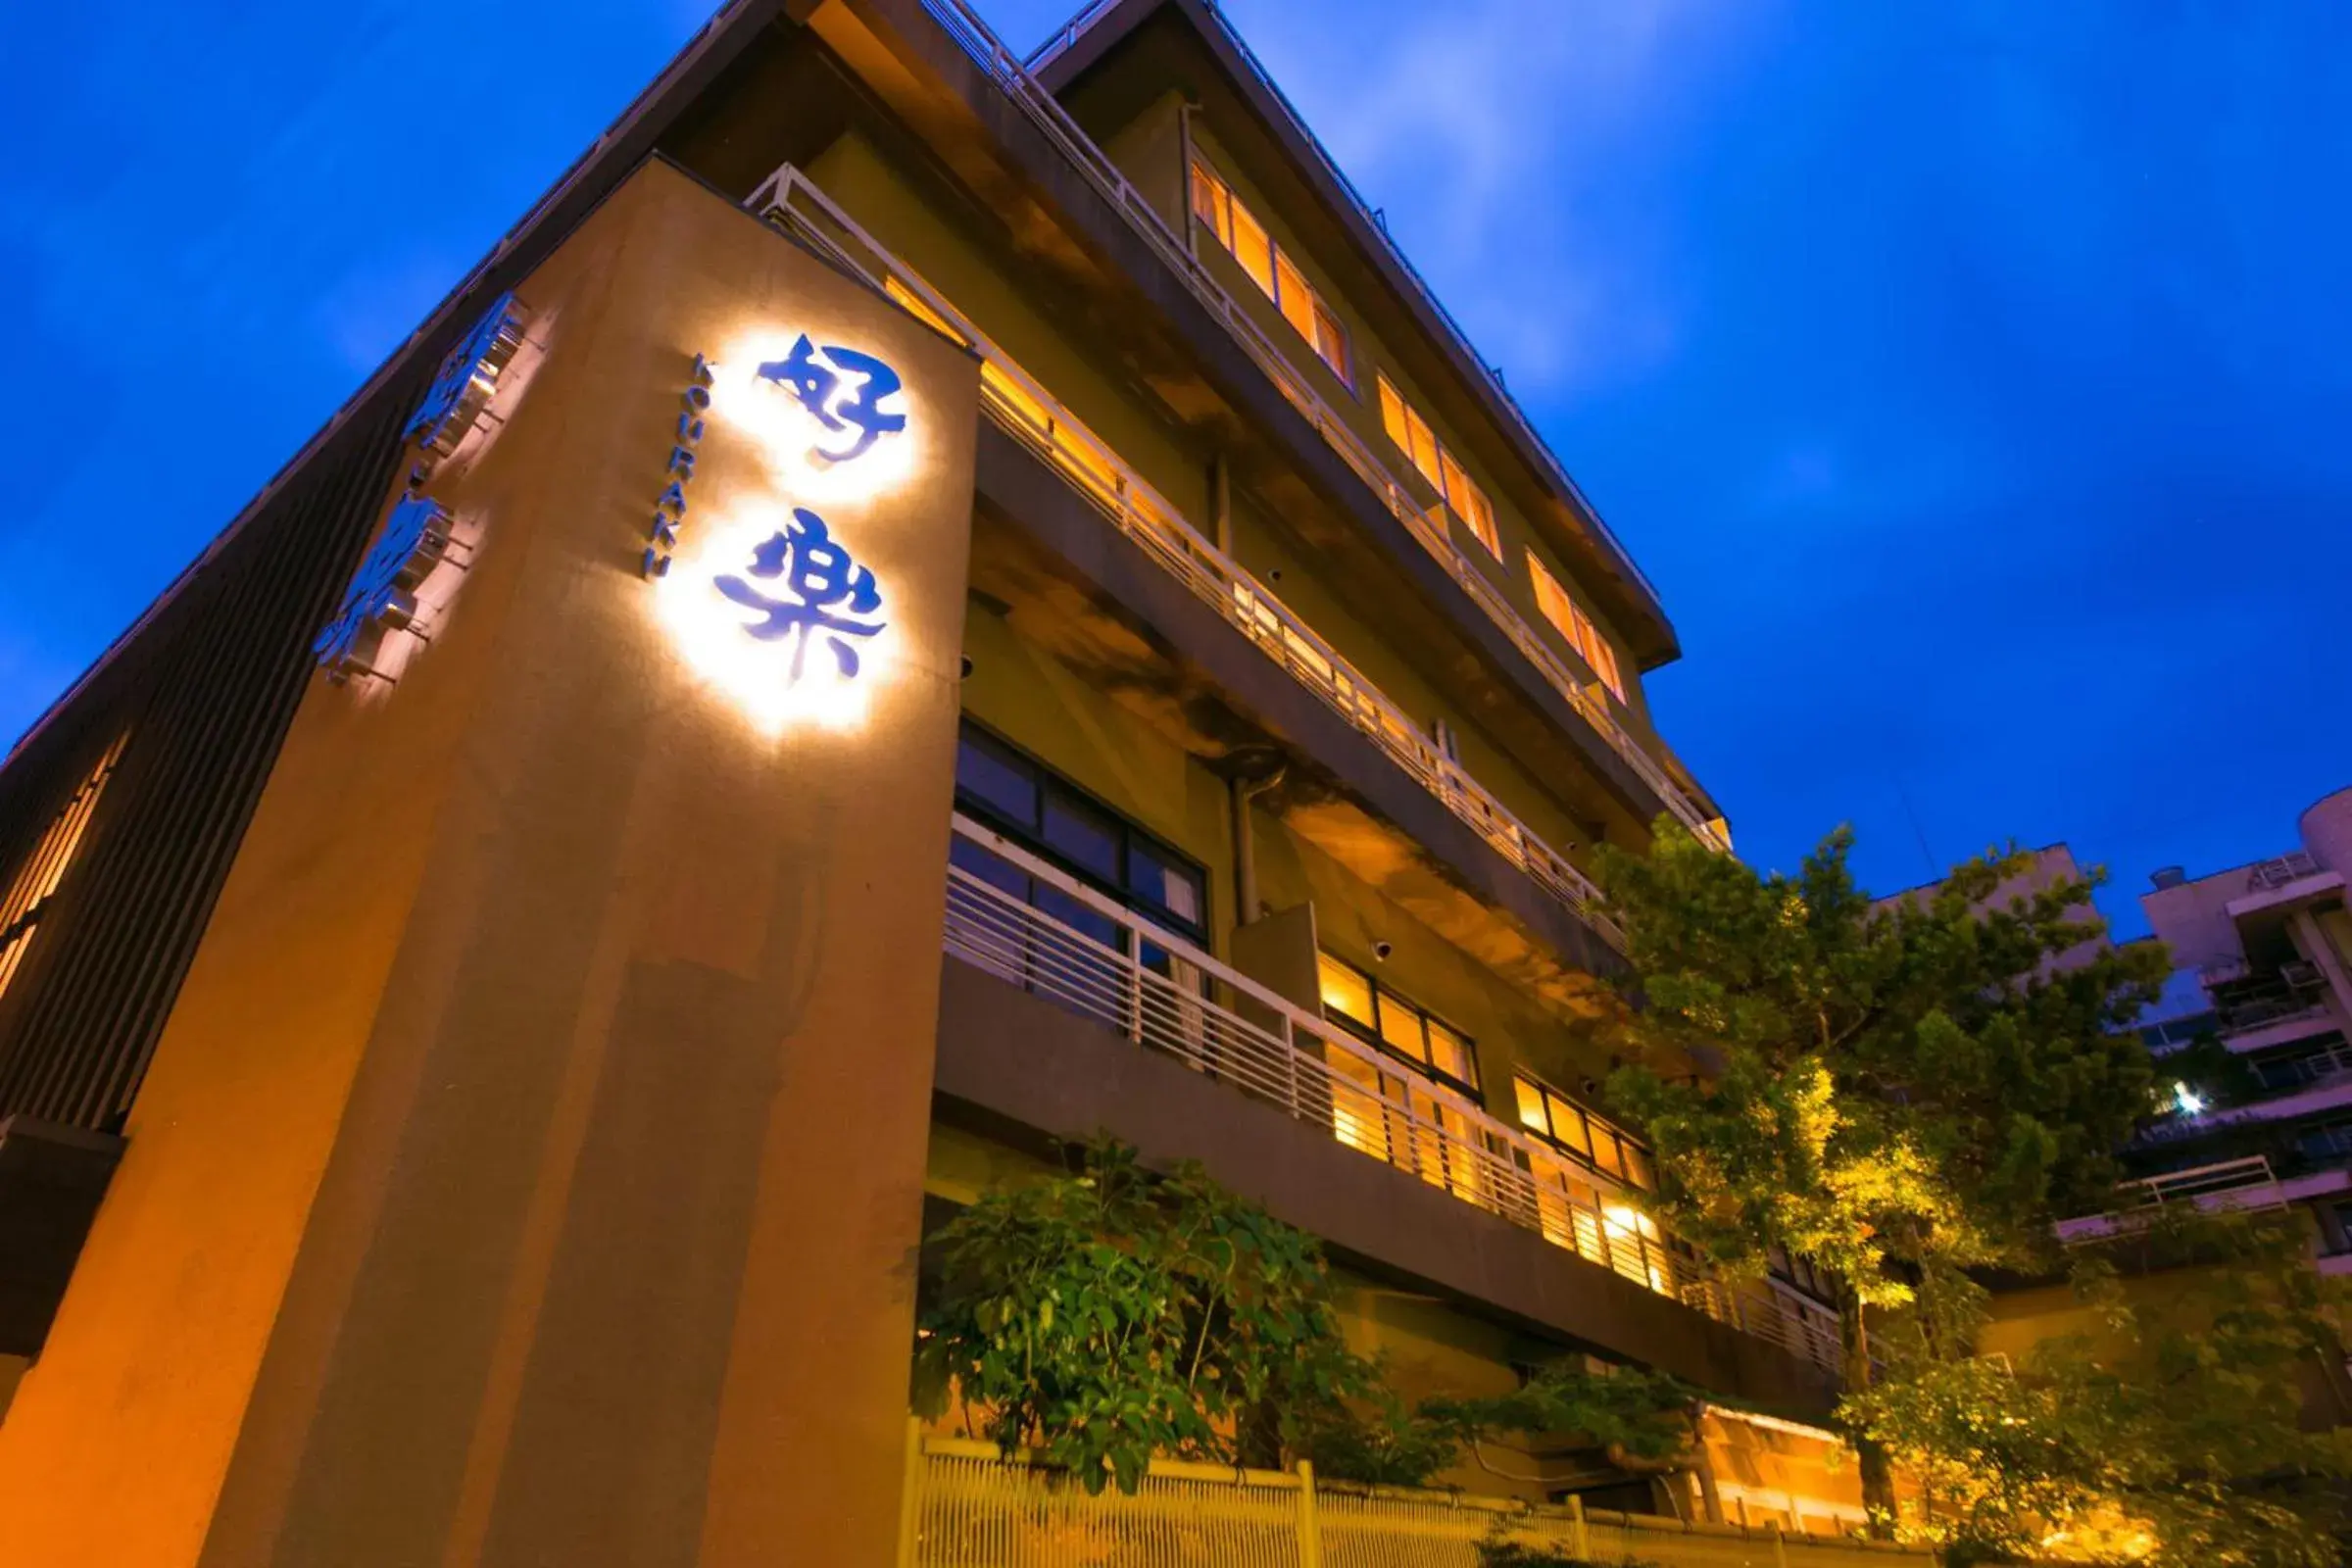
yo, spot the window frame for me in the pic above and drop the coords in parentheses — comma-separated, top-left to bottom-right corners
(1374, 372, 1501, 560)
(1525, 551, 1628, 704)
(1316, 950, 1481, 1097)
(1511, 1071, 1653, 1192)
(951, 721, 1209, 944)
(1190, 158, 1354, 389)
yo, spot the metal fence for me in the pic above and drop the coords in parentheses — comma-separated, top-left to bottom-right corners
(903, 1435, 1931, 1568)
(941, 812, 1845, 1376)
(778, 5, 1731, 855)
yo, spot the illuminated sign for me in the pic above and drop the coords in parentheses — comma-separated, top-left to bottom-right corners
(316, 292, 534, 687)
(314, 494, 459, 683)
(755, 336, 906, 465)
(405, 291, 530, 474)
(649, 333, 915, 733)
(712, 508, 885, 681)
(641, 356, 714, 580)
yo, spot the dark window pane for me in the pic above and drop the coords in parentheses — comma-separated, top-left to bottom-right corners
(1041, 787, 1120, 882)
(1129, 838, 1205, 931)
(949, 835, 1028, 900)
(1036, 885, 1120, 951)
(956, 732, 1036, 827)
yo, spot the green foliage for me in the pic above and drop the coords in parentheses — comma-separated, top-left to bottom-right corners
(1587, 821, 2172, 1531)
(915, 1138, 1374, 1493)
(1594, 822, 2170, 1309)
(918, 1142, 1712, 1497)
(1848, 1211, 2352, 1566)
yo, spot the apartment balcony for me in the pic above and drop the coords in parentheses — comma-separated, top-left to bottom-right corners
(808, 0, 1728, 853)
(754, 165, 1632, 983)
(933, 811, 1846, 1405)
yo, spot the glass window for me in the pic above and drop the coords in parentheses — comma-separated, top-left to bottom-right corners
(953, 722, 1208, 942)
(1426, 1020, 1475, 1086)
(1041, 788, 1119, 882)
(1192, 159, 1351, 386)
(1377, 996, 1427, 1059)
(1514, 1078, 1548, 1133)
(1190, 165, 1230, 245)
(956, 730, 1037, 828)
(1514, 1073, 1650, 1189)
(1319, 952, 1478, 1094)
(1526, 553, 1628, 704)
(1228, 202, 1276, 298)
(1462, 488, 1499, 559)
(1312, 301, 1350, 384)
(1318, 953, 1376, 1030)
(1276, 253, 1316, 341)
(1378, 377, 1411, 454)
(1128, 839, 1202, 927)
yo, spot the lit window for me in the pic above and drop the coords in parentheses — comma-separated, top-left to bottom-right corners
(1318, 951, 1479, 1094)
(1514, 1072, 1650, 1191)
(1375, 373, 1500, 559)
(1526, 554, 1628, 704)
(1191, 160, 1352, 385)
(0, 736, 126, 1006)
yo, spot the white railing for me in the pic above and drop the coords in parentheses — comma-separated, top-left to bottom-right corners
(755, 164, 1622, 945)
(2248, 852, 2323, 891)
(2056, 1156, 2289, 1244)
(905, 0, 1731, 854)
(942, 811, 1846, 1376)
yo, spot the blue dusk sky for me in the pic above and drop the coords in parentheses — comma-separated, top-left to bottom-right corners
(3, 0, 2347, 935)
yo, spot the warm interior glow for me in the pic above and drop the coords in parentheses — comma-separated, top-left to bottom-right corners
(655, 500, 883, 738)
(704, 333, 924, 506)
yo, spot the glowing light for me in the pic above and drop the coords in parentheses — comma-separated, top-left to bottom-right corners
(703, 334, 923, 505)
(2173, 1081, 2206, 1116)
(656, 501, 883, 737)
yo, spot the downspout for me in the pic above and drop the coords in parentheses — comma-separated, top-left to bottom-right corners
(1231, 759, 1287, 928)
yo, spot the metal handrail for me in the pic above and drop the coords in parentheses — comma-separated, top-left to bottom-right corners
(1022, 1, 1665, 612)
(943, 811, 1846, 1374)
(910, 0, 1728, 852)
(754, 164, 1624, 946)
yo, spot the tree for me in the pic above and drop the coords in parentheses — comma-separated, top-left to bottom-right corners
(1588, 821, 2171, 1530)
(1847, 1209, 2352, 1565)
(916, 1139, 1708, 1498)
(914, 1138, 1371, 1493)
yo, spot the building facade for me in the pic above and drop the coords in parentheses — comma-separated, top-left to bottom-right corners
(2074, 786, 2352, 1261)
(0, 1, 1856, 1561)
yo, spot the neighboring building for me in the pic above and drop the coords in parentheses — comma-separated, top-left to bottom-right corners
(0, 1, 1854, 1560)
(2066, 786, 2352, 1264)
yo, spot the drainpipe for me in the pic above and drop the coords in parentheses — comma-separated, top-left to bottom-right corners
(1229, 753, 1287, 928)
(1210, 451, 1234, 557)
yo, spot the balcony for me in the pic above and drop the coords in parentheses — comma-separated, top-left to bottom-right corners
(898, 0, 1729, 853)
(753, 164, 1625, 951)
(2056, 1156, 2291, 1245)
(938, 810, 1846, 1381)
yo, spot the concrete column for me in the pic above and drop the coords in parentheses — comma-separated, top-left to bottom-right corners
(0, 161, 980, 1568)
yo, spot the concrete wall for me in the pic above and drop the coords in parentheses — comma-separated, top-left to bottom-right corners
(0, 160, 980, 1568)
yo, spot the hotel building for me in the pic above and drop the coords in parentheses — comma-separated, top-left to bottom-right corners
(0, 1, 1863, 1559)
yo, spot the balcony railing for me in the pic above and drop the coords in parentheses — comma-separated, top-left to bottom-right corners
(754, 164, 1623, 947)
(1024, 1, 1667, 613)
(906, 0, 1730, 854)
(2056, 1156, 2289, 1244)
(2249, 852, 2323, 892)
(941, 810, 1847, 1377)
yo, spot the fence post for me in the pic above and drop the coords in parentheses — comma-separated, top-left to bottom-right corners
(1769, 1519, 1789, 1568)
(1295, 1458, 1324, 1568)
(897, 1417, 924, 1568)
(1568, 1494, 1590, 1561)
